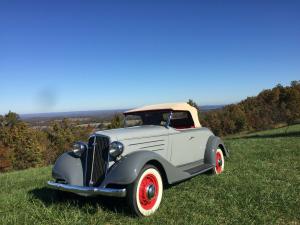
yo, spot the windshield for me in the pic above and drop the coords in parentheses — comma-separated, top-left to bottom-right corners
(124, 110, 171, 127)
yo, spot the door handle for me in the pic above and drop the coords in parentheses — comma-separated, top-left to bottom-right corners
(189, 136, 195, 140)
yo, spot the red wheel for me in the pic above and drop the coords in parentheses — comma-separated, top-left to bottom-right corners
(214, 149, 224, 174)
(138, 173, 159, 210)
(127, 165, 163, 216)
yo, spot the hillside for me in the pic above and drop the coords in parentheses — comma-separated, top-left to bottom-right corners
(0, 125, 299, 225)
(201, 81, 300, 136)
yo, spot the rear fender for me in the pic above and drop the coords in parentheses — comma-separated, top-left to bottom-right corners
(204, 136, 229, 166)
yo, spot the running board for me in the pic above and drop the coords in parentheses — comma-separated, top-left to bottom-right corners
(184, 163, 214, 175)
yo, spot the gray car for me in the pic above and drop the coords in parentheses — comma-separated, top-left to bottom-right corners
(47, 102, 229, 216)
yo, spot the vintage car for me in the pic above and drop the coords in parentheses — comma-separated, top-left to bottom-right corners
(47, 102, 229, 216)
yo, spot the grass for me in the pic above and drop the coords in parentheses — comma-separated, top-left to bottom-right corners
(1, 125, 300, 225)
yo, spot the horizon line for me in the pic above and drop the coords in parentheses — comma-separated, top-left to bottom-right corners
(7, 103, 227, 117)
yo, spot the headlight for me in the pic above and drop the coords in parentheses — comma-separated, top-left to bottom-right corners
(109, 141, 124, 158)
(72, 141, 87, 157)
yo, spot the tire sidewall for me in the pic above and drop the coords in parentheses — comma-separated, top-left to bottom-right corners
(128, 165, 163, 217)
(214, 149, 224, 174)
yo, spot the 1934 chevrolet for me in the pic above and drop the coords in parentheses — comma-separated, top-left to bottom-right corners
(47, 102, 229, 216)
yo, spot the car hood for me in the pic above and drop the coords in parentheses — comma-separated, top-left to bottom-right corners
(94, 125, 169, 141)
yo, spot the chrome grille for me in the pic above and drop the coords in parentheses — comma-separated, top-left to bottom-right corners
(85, 135, 109, 186)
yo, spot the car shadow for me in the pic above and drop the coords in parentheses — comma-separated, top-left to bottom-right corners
(28, 187, 133, 216)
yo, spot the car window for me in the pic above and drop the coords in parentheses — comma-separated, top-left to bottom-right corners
(125, 111, 170, 127)
(170, 111, 194, 129)
(125, 114, 143, 127)
(172, 111, 189, 119)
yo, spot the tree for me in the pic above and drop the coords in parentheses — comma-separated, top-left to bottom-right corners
(4, 111, 20, 127)
(46, 119, 77, 163)
(0, 112, 43, 170)
(45, 118, 92, 164)
(187, 99, 203, 123)
(291, 80, 300, 88)
(204, 111, 223, 136)
(283, 83, 300, 133)
(187, 99, 199, 110)
(107, 114, 124, 129)
(201, 82, 300, 136)
(0, 142, 11, 172)
(222, 104, 247, 134)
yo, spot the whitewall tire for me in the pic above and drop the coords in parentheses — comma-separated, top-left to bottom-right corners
(127, 165, 163, 217)
(213, 148, 224, 174)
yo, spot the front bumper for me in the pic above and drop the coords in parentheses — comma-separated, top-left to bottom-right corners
(47, 181, 126, 197)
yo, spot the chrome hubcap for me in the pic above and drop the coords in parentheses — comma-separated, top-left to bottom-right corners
(146, 184, 155, 200)
(218, 159, 222, 166)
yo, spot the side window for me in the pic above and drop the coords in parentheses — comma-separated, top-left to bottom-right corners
(170, 111, 195, 129)
(125, 114, 143, 127)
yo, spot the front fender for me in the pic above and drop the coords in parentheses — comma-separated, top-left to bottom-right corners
(101, 151, 190, 187)
(52, 152, 85, 186)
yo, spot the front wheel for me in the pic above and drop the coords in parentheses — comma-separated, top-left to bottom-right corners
(213, 148, 225, 174)
(127, 165, 163, 217)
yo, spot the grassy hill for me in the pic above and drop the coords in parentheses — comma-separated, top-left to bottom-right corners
(0, 125, 299, 225)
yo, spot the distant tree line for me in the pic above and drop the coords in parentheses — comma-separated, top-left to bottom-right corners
(189, 81, 300, 136)
(1, 81, 299, 172)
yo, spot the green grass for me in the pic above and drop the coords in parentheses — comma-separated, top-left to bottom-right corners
(1, 125, 300, 225)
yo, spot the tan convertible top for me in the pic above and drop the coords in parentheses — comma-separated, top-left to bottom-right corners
(124, 102, 201, 128)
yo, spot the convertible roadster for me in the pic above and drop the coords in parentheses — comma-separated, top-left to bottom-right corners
(47, 102, 229, 216)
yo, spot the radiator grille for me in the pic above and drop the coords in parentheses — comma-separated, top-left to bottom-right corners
(85, 136, 109, 186)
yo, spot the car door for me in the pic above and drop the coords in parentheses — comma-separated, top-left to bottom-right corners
(169, 129, 203, 166)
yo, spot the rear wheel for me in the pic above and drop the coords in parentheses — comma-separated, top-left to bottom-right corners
(213, 148, 224, 174)
(127, 165, 163, 217)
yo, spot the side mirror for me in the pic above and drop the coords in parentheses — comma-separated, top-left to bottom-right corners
(165, 111, 173, 128)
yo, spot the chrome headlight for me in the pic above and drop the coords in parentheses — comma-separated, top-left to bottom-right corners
(109, 141, 124, 158)
(72, 141, 87, 157)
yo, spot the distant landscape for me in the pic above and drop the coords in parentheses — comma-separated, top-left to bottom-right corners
(19, 105, 224, 129)
(20, 109, 127, 121)
(20, 109, 127, 128)
(0, 81, 299, 173)
(20, 105, 224, 121)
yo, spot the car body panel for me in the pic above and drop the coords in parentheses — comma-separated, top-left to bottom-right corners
(168, 127, 213, 166)
(52, 152, 84, 186)
(94, 125, 169, 142)
(204, 135, 229, 166)
(49, 102, 229, 198)
(51, 134, 229, 191)
(100, 150, 191, 187)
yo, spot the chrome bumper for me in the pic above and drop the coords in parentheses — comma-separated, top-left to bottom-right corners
(47, 181, 126, 197)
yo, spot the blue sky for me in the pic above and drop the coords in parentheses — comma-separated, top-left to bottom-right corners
(0, 0, 299, 114)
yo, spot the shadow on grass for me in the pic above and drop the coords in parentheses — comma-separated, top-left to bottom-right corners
(28, 176, 207, 217)
(230, 131, 300, 140)
(28, 187, 132, 216)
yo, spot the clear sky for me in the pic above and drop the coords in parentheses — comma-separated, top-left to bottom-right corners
(0, 0, 299, 114)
